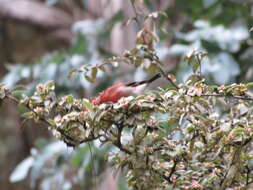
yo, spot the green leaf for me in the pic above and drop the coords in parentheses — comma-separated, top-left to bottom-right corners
(232, 128, 246, 136)
(91, 67, 98, 79)
(246, 82, 253, 88)
(22, 112, 33, 118)
(98, 65, 106, 72)
(186, 125, 195, 133)
(47, 119, 56, 126)
(184, 52, 194, 64)
(46, 81, 55, 90)
(82, 99, 93, 111)
(167, 117, 176, 126)
(68, 69, 82, 79)
(85, 75, 94, 83)
(66, 95, 74, 104)
(192, 60, 200, 73)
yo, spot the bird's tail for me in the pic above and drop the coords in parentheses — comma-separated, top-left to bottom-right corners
(126, 73, 161, 87)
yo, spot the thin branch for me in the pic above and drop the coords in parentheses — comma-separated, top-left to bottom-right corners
(196, 55, 202, 77)
(158, 66, 179, 89)
(168, 159, 178, 182)
(144, 54, 179, 89)
(88, 142, 98, 188)
(201, 93, 253, 101)
(129, 0, 142, 29)
(246, 166, 251, 186)
(129, 0, 150, 46)
(114, 123, 131, 154)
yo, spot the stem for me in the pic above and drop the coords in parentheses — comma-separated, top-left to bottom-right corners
(129, 0, 149, 45)
(114, 123, 131, 154)
(158, 66, 179, 89)
(130, 0, 142, 29)
(196, 54, 202, 76)
(202, 93, 253, 101)
(168, 159, 178, 182)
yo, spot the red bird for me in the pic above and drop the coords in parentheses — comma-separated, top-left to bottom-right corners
(91, 73, 161, 105)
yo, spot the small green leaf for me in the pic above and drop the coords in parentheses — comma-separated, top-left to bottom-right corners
(82, 99, 93, 111)
(47, 119, 56, 126)
(22, 112, 33, 118)
(85, 75, 94, 83)
(66, 95, 74, 104)
(46, 81, 55, 90)
(91, 67, 98, 79)
(186, 125, 194, 133)
(246, 82, 253, 88)
(167, 117, 176, 126)
(98, 65, 106, 72)
(68, 69, 82, 79)
(192, 60, 200, 73)
(232, 128, 246, 136)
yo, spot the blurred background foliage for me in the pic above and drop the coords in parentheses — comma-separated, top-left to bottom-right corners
(0, 0, 253, 189)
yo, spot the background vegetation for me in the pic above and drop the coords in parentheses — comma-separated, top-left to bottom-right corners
(0, 0, 253, 189)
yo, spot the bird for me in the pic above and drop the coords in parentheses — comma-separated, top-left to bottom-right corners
(90, 73, 161, 105)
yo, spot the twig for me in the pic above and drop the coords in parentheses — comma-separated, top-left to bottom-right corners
(246, 166, 250, 186)
(88, 142, 98, 188)
(129, 0, 150, 46)
(114, 123, 131, 154)
(158, 67, 179, 89)
(196, 54, 202, 76)
(201, 94, 253, 101)
(129, 0, 142, 29)
(168, 159, 178, 182)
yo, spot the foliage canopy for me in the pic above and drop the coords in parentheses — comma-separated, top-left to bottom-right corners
(2, 39, 253, 190)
